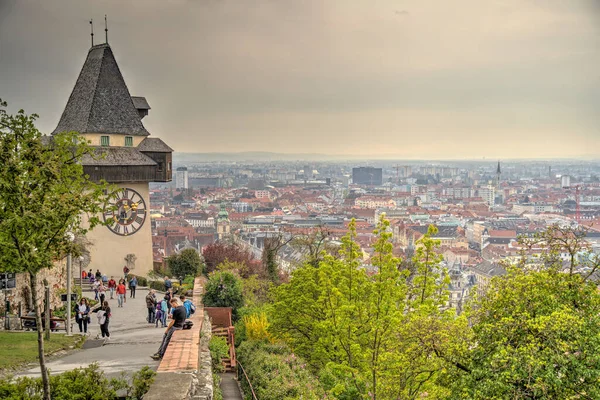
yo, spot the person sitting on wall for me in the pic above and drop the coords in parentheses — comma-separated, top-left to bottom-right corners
(151, 298, 186, 360)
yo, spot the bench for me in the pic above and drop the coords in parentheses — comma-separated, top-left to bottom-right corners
(20, 316, 68, 332)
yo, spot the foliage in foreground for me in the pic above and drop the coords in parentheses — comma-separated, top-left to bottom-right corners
(270, 218, 457, 399)
(266, 219, 600, 399)
(237, 340, 325, 400)
(450, 267, 600, 399)
(0, 364, 155, 400)
(0, 99, 110, 398)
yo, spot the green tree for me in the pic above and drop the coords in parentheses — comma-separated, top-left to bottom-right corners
(203, 270, 244, 319)
(167, 248, 202, 281)
(447, 224, 600, 399)
(0, 100, 108, 400)
(452, 267, 600, 399)
(271, 221, 460, 399)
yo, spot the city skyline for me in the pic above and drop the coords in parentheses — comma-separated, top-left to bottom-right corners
(1, 0, 599, 159)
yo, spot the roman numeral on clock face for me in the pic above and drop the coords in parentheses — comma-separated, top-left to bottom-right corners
(135, 215, 144, 225)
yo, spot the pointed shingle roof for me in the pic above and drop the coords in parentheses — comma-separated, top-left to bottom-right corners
(52, 44, 150, 136)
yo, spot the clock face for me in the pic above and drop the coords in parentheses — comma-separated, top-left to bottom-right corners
(103, 188, 147, 236)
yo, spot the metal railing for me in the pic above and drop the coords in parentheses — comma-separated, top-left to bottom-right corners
(236, 360, 258, 400)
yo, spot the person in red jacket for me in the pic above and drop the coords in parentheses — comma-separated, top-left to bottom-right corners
(116, 279, 127, 307)
(107, 277, 117, 300)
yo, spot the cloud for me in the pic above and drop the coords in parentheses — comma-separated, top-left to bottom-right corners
(0, 0, 599, 158)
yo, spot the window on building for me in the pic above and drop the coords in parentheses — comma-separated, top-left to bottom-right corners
(157, 162, 164, 172)
(100, 136, 110, 146)
(125, 136, 133, 147)
(168, 162, 172, 171)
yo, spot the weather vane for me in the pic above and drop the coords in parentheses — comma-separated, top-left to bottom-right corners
(105, 15, 108, 44)
(89, 18, 94, 46)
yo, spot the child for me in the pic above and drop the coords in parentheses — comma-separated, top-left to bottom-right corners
(155, 302, 164, 328)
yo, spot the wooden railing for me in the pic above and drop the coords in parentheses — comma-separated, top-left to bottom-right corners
(237, 360, 258, 400)
(228, 326, 236, 369)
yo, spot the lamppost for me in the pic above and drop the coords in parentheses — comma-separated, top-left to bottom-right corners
(78, 256, 84, 289)
(66, 232, 75, 336)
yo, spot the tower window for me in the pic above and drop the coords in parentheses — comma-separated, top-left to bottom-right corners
(100, 136, 110, 146)
(125, 136, 133, 147)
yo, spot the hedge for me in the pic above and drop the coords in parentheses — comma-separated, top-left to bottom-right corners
(0, 363, 155, 399)
(236, 340, 325, 399)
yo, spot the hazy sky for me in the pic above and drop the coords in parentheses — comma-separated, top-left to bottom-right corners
(1, 0, 599, 159)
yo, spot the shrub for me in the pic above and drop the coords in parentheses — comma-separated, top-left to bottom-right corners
(0, 363, 155, 399)
(136, 276, 148, 287)
(236, 340, 325, 399)
(209, 336, 230, 373)
(149, 281, 165, 292)
(243, 312, 271, 342)
(213, 373, 223, 400)
(203, 271, 244, 320)
(128, 366, 156, 399)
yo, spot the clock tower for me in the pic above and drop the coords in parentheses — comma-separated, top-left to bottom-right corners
(52, 43, 172, 278)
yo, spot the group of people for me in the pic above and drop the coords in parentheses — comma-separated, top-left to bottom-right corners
(74, 298, 112, 339)
(145, 288, 195, 328)
(79, 268, 196, 360)
(151, 294, 195, 361)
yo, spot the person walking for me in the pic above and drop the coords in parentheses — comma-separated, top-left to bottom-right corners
(151, 298, 186, 360)
(107, 277, 117, 300)
(75, 298, 90, 334)
(98, 282, 106, 305)
(116, 279, 127, 307)
(164, 276, 172, 292)
(146, 289, 157, 324)
(93, 301, 111, 339)
(129, 275, 138, 299)
(92, 279, 100, 301)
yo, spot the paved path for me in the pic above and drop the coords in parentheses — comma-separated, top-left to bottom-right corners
(19, 287, 165, 380)
(220, 372, 244, 400)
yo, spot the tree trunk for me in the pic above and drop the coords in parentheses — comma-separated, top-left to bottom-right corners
(30, 272, 51, 400)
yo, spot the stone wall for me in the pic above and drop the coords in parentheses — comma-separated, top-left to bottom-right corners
(144, 277, 215, 400)
(0, 258, 68, 318)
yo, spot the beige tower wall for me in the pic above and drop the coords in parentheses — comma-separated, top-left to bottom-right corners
(84, 182, 153, 279)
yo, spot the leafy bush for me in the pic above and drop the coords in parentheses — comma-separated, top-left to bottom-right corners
(0, 363, 155, 400)
(243, 312, 271, 342)
(236, 340, 325, 399)
(183, 275, 195, 285)
(204, 271, 244, 320)
(209, 336, 230, 373)
(128, 366, 156, 399)
(213, 373, 223, 400)
(136, 276, 148, 287)
(149, 280, 165, 292)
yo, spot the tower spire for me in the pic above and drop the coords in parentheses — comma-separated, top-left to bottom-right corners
(104, 15, 108, 44)
(89, 19, 94, 47)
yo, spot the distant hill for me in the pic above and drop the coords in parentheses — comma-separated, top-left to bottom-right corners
(173, 152, 367, 162)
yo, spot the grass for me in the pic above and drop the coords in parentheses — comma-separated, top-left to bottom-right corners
(0, 332, 83, 371)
